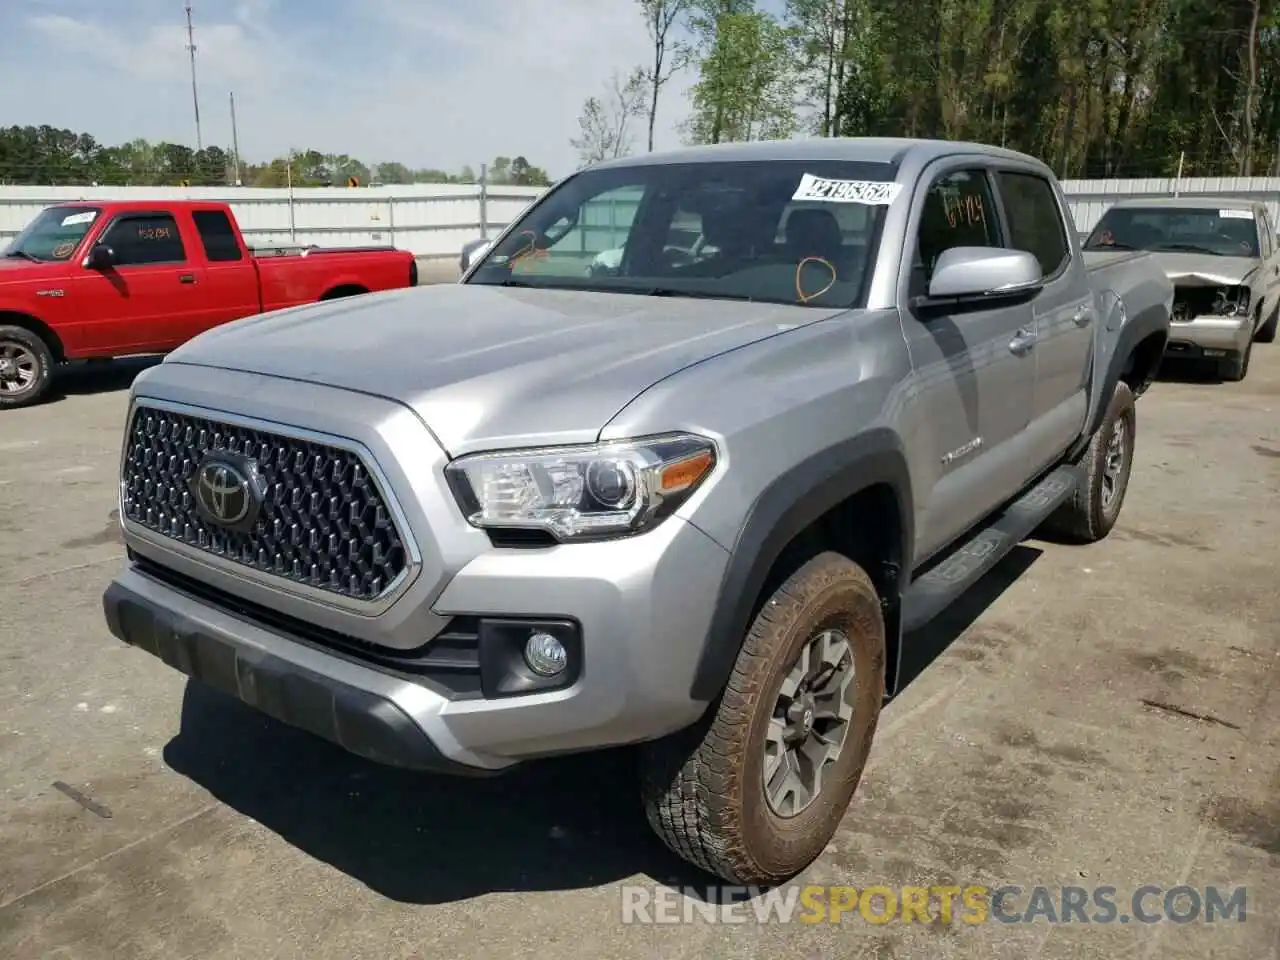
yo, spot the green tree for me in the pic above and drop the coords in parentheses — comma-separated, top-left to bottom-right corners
(684, 2, 798, 143)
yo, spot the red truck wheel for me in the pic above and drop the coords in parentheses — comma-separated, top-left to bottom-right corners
(0, 326, 55, 410)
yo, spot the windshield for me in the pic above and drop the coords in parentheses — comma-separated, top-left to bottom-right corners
(3, 206, 101, 262)
(465, 159, 899, 308)
(1084, 206, 1260, 258)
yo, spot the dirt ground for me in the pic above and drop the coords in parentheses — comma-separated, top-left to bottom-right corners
(0, 334, 1277, 959)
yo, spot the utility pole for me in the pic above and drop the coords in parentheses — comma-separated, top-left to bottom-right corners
(185, 3, 203, 151)
(229, 91, 242, 185)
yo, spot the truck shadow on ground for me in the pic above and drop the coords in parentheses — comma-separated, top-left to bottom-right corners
(1152, 356, 1229, 385)
(162, 545, 1042, 905)
(53, 356, 161, 399)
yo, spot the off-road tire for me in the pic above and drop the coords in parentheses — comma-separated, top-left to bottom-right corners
(639, 551, 886, 885)
(0, 325, 55, 410)
(1040, 380, 1136, 544)
(1254, 304, 1278, 344)
(1221, 338, 1252, 382)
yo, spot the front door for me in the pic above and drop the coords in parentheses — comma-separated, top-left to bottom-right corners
(897, 166, 1037, 564)
(72, 211, 206, 354)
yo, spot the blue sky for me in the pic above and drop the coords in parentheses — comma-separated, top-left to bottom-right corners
(0, 0, 720, 178)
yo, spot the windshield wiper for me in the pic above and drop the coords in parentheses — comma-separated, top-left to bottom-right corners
(1155, 243, 1223, 256)
(644, 287, 755, 302)
(2, 250, 39, 261)
(1084, 241, 1136, 250)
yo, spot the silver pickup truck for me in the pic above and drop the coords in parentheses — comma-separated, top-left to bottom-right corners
(1083, 195, 1280, 381)
(103, 138, 1172, 886)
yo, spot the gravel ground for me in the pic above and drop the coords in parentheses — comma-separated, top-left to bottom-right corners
(0, 338, 1277, 959)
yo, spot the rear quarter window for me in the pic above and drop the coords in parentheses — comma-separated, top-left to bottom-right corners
(192, 210, 243, 262)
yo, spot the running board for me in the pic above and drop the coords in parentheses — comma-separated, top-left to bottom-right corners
(901, 465, 1079, 633)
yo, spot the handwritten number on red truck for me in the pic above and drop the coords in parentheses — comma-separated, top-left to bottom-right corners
(0, 200, 418, 409)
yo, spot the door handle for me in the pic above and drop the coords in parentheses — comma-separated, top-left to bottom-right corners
(1009, 328, 1037, 356)
(178, 274, 196, 284)
(1072, 308, 1093, 327)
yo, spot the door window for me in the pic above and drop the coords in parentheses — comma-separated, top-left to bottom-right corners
(1258, 209, 1275, 258)
(100, 214, 187, 266)
(996, 172, 1070, 277)
(911, 169, 1001, 296)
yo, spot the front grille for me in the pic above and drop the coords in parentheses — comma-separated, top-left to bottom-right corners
(122, 405, 409, 602)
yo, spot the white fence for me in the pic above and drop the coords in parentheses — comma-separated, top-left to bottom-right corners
(2, 176, 1278, 259)
(1062, 177, 1280, 233)
(0, 183, 544, 260)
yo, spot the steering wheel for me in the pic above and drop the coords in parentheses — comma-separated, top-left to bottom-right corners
(1216, 233, 1255, 255)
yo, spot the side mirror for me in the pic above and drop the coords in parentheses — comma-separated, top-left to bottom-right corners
(83, 243, 115, 270)
(923, 247, 1043, 304)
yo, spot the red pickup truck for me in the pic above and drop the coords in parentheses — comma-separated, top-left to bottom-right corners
(0, 200, 419, 409)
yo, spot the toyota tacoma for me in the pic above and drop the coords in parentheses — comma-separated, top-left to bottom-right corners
(103, 139, 1172, 885)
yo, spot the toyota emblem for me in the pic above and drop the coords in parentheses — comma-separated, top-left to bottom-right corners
(191, 454, 265, 531)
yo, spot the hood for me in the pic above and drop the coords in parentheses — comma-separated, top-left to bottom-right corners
(1145, 251, 1259, 287)
(166, 283, 842, 454)
(0, 257, 67, 282)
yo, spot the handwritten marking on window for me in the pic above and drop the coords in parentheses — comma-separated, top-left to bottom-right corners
(507, 230, 550, 271)
(795, 256, 837, 304)
(943, 192, 986, 230)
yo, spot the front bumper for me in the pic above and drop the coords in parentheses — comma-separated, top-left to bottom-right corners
(105, 569, 486, 774)
(1166, 315, 1251, 356)
(105, 511, 730, 773)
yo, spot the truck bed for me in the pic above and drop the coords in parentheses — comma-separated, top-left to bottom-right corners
(1081, 249, 1149, 271)
(248, 244, 401, 260)
(1082, 248, 1171, 326)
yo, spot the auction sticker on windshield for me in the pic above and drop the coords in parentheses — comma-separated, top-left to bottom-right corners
(61, 211, 97, 226)
(1218, 208, 1253, 220)
(792, 175, 903, 205)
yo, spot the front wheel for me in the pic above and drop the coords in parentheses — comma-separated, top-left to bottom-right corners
(0, 325, 55, 410)
(1221, 338, 1252, 382)
(639, 551, 885, 885)
(1254, 304, 1278, 344)
(1040, 380, 1136, 544)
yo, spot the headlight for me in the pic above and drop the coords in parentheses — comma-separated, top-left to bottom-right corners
(444, 433, 717, 542)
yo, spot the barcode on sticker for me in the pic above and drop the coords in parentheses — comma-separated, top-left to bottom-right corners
(1219, 208, 1253, 220)
(61, 211, 97, 226)
(792, 174, 902, 205)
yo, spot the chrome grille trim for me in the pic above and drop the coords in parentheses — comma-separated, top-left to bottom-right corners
(119, 397, 422, 616)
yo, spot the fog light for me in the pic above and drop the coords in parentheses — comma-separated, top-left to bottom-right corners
(524, 631, 567, 676)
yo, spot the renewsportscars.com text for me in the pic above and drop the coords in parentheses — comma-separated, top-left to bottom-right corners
(620, 884, 1248, 926)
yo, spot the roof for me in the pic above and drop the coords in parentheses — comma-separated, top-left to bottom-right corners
(588, 136, 1046, 172)
(1107, 196, 1259, 211)
(45, 199, 230, 211)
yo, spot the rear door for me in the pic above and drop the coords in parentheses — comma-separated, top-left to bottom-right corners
(992, 168, 1093, 477)
(72, 210, 206, 353)
(897, 163, 1037, 563)
(189, 208, 260, 330)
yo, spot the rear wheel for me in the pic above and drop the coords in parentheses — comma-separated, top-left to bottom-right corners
(1040, 380, 1136, 544)
(0, 325, 55, 410)
(639, 551, 885, 885)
